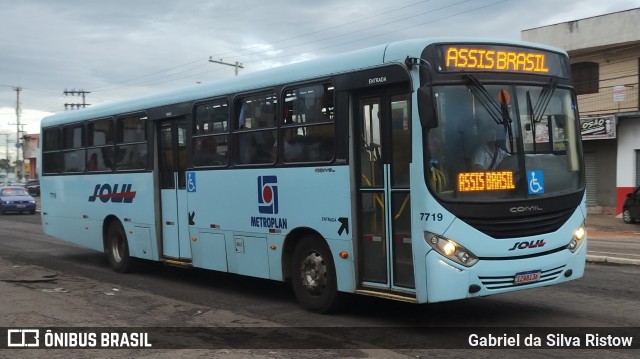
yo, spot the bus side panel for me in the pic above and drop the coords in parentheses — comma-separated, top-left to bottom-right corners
(190, 230, 228, 272)
(267, 234, 285, 281)
(41, 173, 158, 260)
(186, 166, 355, 292)
(42, 216, 104, 252)
(326, 238, 356, 293)
(130, 226, 156, 260)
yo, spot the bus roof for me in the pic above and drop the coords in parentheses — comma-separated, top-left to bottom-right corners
(41, 38, 567, 128)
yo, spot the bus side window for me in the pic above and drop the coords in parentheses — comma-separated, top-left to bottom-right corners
(193, 101, 229, 167)
(62, 124, 86, 173)
(115, 113, 147, 171)
(235, 93, 276, 165)
(42, 127, 62, 174)
(86, 118, 114, 172)
(281, 83, 335, 164)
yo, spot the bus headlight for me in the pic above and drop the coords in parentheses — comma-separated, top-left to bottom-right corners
(424, 232, 479, 267)
(567, 223, 586, 253)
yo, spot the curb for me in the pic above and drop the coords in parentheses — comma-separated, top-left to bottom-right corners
(588, 230, 640, 238)
(586, 255, 640, 266)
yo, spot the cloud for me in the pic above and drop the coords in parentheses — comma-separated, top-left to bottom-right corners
(1, 0, 639, 139)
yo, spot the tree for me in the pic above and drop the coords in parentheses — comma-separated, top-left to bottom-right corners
(0, 158, 10, 173)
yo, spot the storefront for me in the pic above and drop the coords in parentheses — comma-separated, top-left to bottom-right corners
(581, 115, 618, 214)
(615, 113, 640, 213)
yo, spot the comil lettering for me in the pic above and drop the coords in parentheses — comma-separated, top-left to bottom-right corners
(509, 206, 543, 213)
(445, 47, 550, 73)
(510, 205, 543, 213)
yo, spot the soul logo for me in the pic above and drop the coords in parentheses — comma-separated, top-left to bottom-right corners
(508, 239, 546, 251)
(88, 184, 137, 203)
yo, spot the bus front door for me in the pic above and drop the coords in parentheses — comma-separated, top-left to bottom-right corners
(158, 120, 191, 260)
(357, 93, 415, 291)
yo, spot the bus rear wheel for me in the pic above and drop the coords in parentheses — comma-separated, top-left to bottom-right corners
(291, 236, 341, 313)
(105, 220, 133, 273)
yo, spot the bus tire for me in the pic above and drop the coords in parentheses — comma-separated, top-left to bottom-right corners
(291, 236, 341, 313)
(105, 220, 134, 273)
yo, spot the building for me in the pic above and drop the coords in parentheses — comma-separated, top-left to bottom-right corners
(522, 8, 640, 214)
(22, 133, 40, 180)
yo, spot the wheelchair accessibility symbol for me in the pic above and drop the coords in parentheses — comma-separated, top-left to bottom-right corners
(187, 172, 196, 192)
(527, 170, 544, 195)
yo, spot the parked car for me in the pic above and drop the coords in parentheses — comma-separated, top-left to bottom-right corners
(622, 186, 640, 224)
(26, 179, 40, 196)
(0, 186, 37, 214)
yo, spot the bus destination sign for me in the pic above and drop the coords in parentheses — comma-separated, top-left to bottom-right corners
(458, 171, 516, 192)
(436, 44, 567, 77)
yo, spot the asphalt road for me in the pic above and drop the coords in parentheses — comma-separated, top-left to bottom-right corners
(0, 213, 638, 358)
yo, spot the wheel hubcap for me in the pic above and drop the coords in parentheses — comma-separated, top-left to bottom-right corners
(300, 251, 327, 296)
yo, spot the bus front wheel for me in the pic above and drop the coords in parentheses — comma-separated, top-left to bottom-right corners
(105, 220, 133, 273)
(291, 236, 341, 313)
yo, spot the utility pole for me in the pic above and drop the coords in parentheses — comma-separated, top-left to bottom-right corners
(63, 89, 91, 110)
(13, 87, 22, 179)
(208, 57, 244, 76)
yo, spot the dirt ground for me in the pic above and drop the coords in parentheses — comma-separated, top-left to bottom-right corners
(0, 256, 353, 359)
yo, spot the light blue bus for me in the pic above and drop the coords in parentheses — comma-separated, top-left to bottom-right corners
(40, 38, 587, 312)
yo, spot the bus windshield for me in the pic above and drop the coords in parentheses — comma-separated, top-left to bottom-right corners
(425, 82, 583, 202)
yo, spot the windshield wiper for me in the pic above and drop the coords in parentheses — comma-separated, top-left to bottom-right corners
(526, 76, 559, 152)
(463, 74, 515, 154)
(463, 74, 510, 125)
(533, 76, 559, 123)
(526, 90, 537, 152)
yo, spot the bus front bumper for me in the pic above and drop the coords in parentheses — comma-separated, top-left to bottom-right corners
(424, 243, 586, 303)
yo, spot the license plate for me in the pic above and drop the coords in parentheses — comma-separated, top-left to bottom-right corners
(514, 270, 541, 284)
(16, 204, 26, 208)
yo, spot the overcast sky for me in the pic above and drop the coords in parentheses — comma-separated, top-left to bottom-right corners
(1, 0, 639, 150)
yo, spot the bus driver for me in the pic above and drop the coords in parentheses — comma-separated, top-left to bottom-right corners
(472, 127, 509, 171)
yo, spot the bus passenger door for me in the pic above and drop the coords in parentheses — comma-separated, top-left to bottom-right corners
(356, 92, 414, 291)
(158, 120, 191, 260)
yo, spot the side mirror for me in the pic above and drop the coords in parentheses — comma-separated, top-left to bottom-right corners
(418, 86, 437, 129)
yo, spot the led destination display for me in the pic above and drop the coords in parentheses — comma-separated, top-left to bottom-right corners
(436, 44, 568, 77)
(458, 171, 516, 192)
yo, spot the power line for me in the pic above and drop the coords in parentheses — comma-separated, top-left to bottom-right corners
(237, 0, 508, 66)
(209, 0, 435, 60)
(92, 0, 436, 92)
(3, 0, 516, 106)
(97, 0, 504, 92)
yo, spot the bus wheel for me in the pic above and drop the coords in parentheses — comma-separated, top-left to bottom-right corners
(291, 236, 341, 313)
(105, 220, 133, 273)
